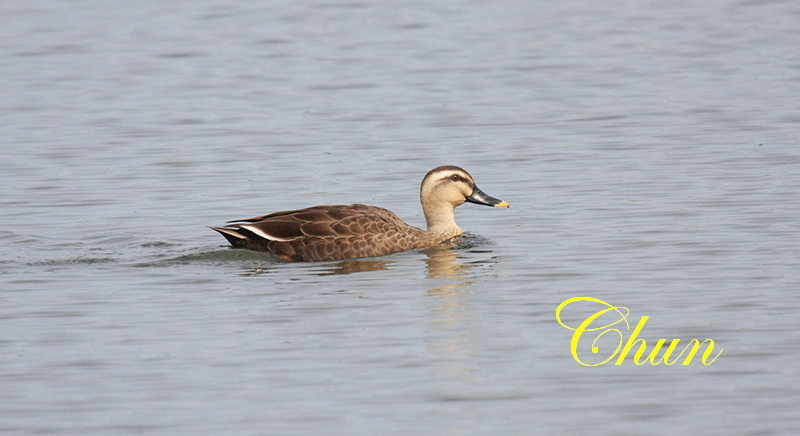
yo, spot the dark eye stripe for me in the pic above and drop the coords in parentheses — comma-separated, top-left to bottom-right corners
(438, 173, 472, 186)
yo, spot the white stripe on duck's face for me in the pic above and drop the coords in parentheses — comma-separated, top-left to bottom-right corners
(420, 166, 476, 207)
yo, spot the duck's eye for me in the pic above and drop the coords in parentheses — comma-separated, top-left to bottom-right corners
(450, 175, 461, 182)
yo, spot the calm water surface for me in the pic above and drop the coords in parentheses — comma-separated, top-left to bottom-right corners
(2, 1, 799, 434)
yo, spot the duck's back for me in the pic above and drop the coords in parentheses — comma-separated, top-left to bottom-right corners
(213, 204, 428, 261)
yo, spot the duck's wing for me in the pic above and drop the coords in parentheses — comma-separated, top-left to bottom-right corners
(224, 204, 371, 240)
(213, 204, 422, 261)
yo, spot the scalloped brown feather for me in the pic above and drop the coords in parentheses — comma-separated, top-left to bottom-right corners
(212, 204, 430, 261)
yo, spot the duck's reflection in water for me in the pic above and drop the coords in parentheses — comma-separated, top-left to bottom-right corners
(314, 259, 393, 275)
(237, 246, 486, 380)
(237, 257, 393, 276)
(422, 247, 477, 379)
(423, 245, 472, 279)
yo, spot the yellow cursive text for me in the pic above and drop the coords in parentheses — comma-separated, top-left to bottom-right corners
(555, 297, 723, 366)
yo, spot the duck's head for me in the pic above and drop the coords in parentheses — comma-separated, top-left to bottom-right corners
(420, 165, 509, 210)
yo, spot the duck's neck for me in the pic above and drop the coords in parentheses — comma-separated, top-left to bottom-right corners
(422, 203, 463, 241)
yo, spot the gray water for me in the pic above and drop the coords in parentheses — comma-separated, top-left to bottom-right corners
(2, 0, 799, 434)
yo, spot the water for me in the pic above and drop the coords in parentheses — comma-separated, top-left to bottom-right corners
(2, 0, 799, 434)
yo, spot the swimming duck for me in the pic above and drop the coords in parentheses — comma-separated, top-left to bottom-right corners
(210, 165, 508, 261)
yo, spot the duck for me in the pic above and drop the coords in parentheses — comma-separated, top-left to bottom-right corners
(210, 165, 508, 261)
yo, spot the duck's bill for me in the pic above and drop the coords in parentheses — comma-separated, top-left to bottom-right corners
(466, 185, 510, 207)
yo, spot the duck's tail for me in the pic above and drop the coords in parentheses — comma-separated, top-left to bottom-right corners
(209, 226, 248, 247)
